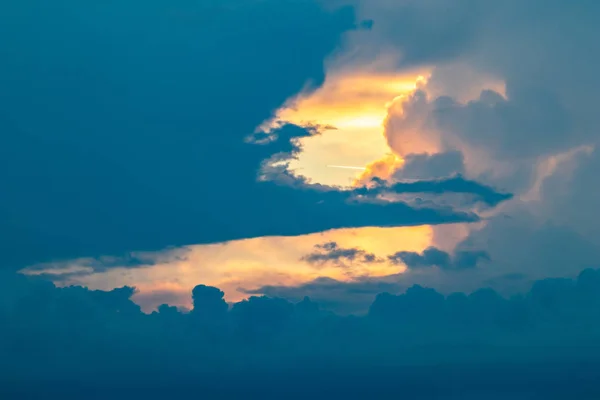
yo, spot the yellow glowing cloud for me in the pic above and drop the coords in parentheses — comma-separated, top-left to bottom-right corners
(260, 68, 429, 187)
(276, 71, 427, 129)
(353, 153, 405, 186)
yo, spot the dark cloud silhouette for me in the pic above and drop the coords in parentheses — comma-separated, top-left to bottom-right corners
(0, 1, 511, 272)
(301, 241, 382, 267)
(389, 246, 489, 270)
(191, 285, 228, 320)
(390, 247, 451, 268)
(3, 269, 600, 398)
(359, 175, 512, 207)
(243, 275, 406, 315)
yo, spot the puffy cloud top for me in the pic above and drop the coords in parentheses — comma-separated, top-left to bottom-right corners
(2, 268, 600, 397)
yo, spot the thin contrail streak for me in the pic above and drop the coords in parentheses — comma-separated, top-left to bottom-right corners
(327, 165, 367, 170)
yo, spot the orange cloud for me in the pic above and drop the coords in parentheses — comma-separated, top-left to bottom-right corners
(353, 153, 404, 186)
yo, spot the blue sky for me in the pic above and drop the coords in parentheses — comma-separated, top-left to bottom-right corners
(2, 1, 600, 396)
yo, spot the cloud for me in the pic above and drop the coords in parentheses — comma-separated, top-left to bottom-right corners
(354, 151, 466, 191)
(438, 90, 570, 159)
(389, 246, 489, 270)
(3, 269, 600, 397)
(382, 88, 560, 194)
(4, 0, 600, 393)
(458, 209, 600, 279)
(370, 0, 600, 176)
(243, 275, 405, 315)
(0, 1, 351, 268)
(355, 175, 512, 207)
(349, 0, 600, 287)
(0, 1, 512, 272)
(21, 249, 190, 275)
(393, 151, 465, 180)
(340, 0, 485, 69)
(301, 241, 383, 268)
(540, 147, 600, 241)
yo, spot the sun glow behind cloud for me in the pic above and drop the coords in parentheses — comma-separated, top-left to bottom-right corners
(26, 62, 481, 314)
(23, 65, 460, 313)
(263, 68, 429, 186)
(30, 226, 434, 312)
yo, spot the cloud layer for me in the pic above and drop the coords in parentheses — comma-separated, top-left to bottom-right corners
(3, 269, 600, 398)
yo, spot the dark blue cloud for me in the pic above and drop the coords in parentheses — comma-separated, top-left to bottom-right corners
(389, 246, 490, 270)
(243, 275, 406, 315)
(0, 1, 511, 271)
(301, 241, 382, 267)
(3, 268, 600, 398)
(359, 175, 512, 207)
(301, 241, 490, 273)
(390, 247, 450, 268)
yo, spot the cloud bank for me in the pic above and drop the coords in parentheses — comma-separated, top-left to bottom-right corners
(3, 269, 600, 398)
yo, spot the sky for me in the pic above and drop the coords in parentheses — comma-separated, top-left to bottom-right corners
(7, 0, 596, 315)
(2, 0, 600, 397)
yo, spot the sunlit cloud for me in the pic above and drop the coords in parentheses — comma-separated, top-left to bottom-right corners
(354, 153, 404, 185)
(260, 65, 429, 187)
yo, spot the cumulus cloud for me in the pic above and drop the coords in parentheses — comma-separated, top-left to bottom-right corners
(370, 0, 600, 181)
(340, 5, 600, 289)
(301, 241, 383, 268)
(389, 246, 489, 271)
(3, 269, 600, 397)
(345, 0, 600, 288)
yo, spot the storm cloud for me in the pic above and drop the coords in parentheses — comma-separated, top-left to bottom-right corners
(0, 0, 511, 271)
